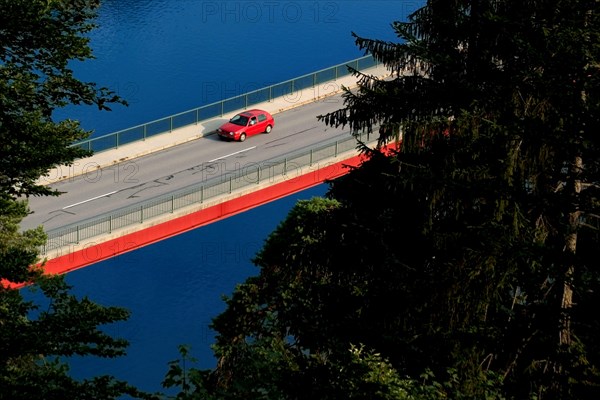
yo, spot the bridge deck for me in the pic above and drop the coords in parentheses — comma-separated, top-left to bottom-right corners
(42, 62, 389, 185)
(18, 62, 392, 283)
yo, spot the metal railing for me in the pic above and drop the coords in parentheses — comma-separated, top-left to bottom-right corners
(43, 132, 376, 255)
(71, 55, 378, 153)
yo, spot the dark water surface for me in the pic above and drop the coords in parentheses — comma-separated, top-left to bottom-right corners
(63, 184, 328, 392)
(42, 0, 422, 393)
(57, 0, 421, 136)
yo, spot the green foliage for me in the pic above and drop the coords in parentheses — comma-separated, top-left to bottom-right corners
(0, 1, 148, 398)
(0, 240, 150, 399)
(319, 0, 600, 397)
(0, 199, 151, 398)
(0, 0, 126, 198)
(0, 198, 46, 283)
(162, 345, 214, 400)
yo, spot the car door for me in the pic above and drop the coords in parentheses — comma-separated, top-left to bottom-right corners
(255, 113, 268, 133)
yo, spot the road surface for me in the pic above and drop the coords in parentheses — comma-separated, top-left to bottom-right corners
(22, 93, 356, 232)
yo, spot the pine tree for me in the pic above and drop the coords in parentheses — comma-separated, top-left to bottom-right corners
(320, 0, 600, 397)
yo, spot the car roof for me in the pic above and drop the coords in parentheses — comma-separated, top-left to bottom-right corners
(239, 109, 269, 117)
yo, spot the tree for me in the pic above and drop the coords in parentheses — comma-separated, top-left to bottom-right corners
(321, 0, 600, 397)
(174, 197, 505, 399)
(0, 1, 150, 398)
(0, 201, 155, 400)
(0, 0, 124, 198)
(186, 1, 600, 399)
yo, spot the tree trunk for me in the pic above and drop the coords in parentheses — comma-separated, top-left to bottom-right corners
(559, 156, 582, 347)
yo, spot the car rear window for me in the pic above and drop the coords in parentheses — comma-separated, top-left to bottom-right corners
(257, 114, 267, 122)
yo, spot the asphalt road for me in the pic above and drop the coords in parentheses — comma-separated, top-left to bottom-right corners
(22, 93, 353, 232)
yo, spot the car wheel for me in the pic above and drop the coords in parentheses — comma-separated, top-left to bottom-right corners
(239, 133, 246, 142)
(265, 125, 272, 134)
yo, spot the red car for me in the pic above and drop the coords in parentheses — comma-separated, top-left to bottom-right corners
(217, 109, 275, 142)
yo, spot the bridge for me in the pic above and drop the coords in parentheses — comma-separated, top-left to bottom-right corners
(22, 56, 390, 277)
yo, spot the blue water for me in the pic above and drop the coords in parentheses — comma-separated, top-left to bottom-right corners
(57, 0, 421, 136)
(63, 184, 328, 392)
(42, 0, 423, 394)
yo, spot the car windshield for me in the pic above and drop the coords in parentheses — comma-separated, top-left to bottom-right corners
(229, 114, 249, 126)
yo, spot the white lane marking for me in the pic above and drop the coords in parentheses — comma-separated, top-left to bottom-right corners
(209, 146, 256, 163)
(62, 190, 118, 210)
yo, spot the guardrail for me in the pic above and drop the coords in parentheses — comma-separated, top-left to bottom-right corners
(43, 131, 375, 255)
(72, 55, 378, 153)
